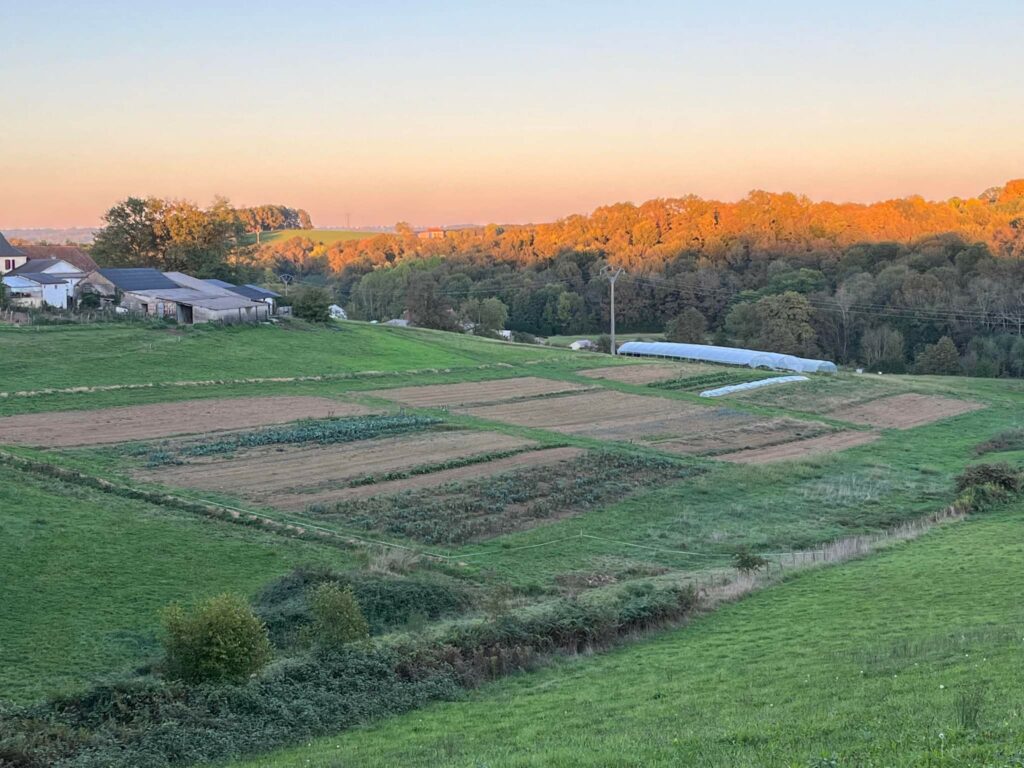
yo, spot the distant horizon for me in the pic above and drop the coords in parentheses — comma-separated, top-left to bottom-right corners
(1, 176, 1020, 233)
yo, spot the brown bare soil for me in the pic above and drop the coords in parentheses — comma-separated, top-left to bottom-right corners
(462, 390, 828, 453)
(829, 393, 984, 429)
(716, 430, 882, 464)
(367, 377, 589, 407)
(135, 430, 534, 502)
(0, 397, 369, 447)
(286, 446, 586, 506)
(578, 363, 714, 385)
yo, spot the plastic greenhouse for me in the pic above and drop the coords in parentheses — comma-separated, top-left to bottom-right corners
(617, 341, 838, 374)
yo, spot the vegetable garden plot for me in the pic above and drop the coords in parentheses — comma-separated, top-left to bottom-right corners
(0, 396, 370, 447)
(461, 390, 829, 454)
(367, 377, 590, 408)
(578, 363, 715, 385)
(715, 430, 882, 464)
(828, 393, 984, 429)
(134, 430, 535, 501)
(310, 446, 586, 503)
(307, 451, 700, 544)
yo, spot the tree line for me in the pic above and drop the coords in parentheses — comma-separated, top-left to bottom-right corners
(87, 182, 1024, 375)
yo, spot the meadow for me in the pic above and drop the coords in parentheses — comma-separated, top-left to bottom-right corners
(239, 228, 370, 246)
(2, 321, 1022, 766)
(232, 505, 1024, 768)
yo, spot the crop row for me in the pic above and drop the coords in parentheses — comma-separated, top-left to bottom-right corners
(311, 451, 699, 544)
(649, 369, 783, 391)
(138, 414, 444, 465)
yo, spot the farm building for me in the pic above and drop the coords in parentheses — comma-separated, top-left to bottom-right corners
(617, 341, 838, 374)
(9, 258, 91, 297)
(329, 304, 347, 319)
(0, 232, 28, 274)
(80, 269, 269, 324)
(1, 273, 71, 308)
(570, 339, 597, 351)
(16, 245, 97, 273)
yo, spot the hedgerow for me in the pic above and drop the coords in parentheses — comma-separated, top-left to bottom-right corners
(0, 579, 698, 768)
(254, 566, 474, 647)
(313, 451, 699, 544)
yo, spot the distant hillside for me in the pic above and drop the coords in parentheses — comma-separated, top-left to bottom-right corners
(2, 227, 97, 244)
(240, 228, 375, 246)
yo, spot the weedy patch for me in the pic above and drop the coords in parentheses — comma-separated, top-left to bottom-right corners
(310, 451, 701, 545)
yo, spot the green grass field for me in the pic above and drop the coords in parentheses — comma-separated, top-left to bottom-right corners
(231, 505, 1024, 768)
(240, 228, 373, 246)
(0, 322, 574, 397)
(0, 465, 354, 703)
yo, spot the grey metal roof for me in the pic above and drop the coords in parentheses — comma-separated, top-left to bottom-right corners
(11, 272, 68, 285)
(165, 272, 238, 295)
(0, 232, 26, 258)
(226, 283, 281, 300)
(10, 258, 85, 275)
(203, 278, 235, 289)
(97, 268, 178, 291)
(131, 287, 261, 311)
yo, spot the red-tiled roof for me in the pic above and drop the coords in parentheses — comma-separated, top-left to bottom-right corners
(18, 245, 97, 272)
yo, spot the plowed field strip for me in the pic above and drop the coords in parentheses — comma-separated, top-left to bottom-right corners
(829, 394, 984, 429)
(0, 397, 369, 447)
(579, 364, 712, 384)
(368, 377, 589, 407)
(716, 430, 882, 463)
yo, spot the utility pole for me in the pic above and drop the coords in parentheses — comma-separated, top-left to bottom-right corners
(599, 265, 625, 355)
(280, 273, 293, 297)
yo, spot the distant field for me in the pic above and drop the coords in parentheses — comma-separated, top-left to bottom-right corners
(544, 332, 663, 347)
(233, 505, 1024, 768)
(240, 228, 373, 246)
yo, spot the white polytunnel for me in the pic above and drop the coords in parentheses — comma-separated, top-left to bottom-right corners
(617, 341, 838, 374)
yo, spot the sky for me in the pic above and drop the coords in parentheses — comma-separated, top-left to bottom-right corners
(2, 0, 1023, 228)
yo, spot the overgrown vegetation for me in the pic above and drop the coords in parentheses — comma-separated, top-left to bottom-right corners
(305, 583, 370, 649)
(974, 427, 1024, 456)
(952, 462, 1024, 513)
(0, 577, 697, 768)
(311, 452, 700, 544)
(254, 566, 474, 646)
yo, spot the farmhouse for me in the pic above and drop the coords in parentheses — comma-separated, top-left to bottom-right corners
(1, 273, 71, 308)
(0, 232, 27, 274)
(9, 258, 90, 297)
(16, 245, 98, 274)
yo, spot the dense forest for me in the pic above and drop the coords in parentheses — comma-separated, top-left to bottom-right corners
(90, 183, 1024, 375)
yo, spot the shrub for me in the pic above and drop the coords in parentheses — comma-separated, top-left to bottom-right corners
(291, 286, 332, 322)
(974, 428, 1024, 456)
(733, 548, 769, 574)
(161, 593, 272, 683)
(914, 336, 961, 375)
(307, 583, 370, 649)
(954, 463, 1023, 494)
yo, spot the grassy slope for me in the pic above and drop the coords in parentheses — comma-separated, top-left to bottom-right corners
(0, 465, 354, 703)
(239, 229, 370, 246)
(233, 506, 1024, 768)
(0, 322, 575, 394)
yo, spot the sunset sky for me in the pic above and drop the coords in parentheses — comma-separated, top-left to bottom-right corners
(3, 0, 1022, 228)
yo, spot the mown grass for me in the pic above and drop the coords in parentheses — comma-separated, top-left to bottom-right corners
(229, 505, 1024, 768)
(0, 322, 574, 396)
(0, 465, 355, 704)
